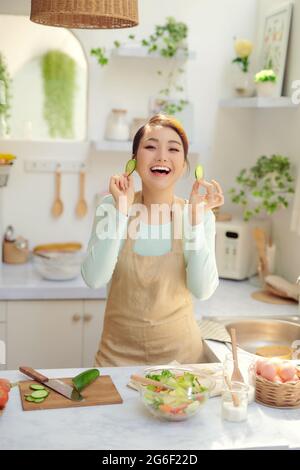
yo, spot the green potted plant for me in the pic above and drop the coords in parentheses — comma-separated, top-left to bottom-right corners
(0, 52, 11, 138)
(254, 69, 277, 97)
(90, 17, 189, 115)
(232, 39, 254, 97)
(229, 155, 295, 221)
(41, 50, 76, 139)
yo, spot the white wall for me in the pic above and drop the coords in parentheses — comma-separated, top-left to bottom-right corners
(0, 0, 258, 257)
(254, 0, 300, 283)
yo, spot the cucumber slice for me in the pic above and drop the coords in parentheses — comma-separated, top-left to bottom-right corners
(33, 398, 45, 403)
(194, 164, 203, 181)
(72, 369, 100, 392)
(30, 384, 45, 391)
(125, 159, 136, 176)
(31, 390, 49, 399)
(25, 396, 35, 402)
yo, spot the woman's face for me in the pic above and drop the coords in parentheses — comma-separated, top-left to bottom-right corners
(135, 125, 187, 190)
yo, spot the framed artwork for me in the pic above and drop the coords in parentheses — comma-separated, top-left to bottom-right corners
(259, 2, 293, 97)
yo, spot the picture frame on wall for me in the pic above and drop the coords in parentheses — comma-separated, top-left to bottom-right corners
(259, 2, 293, 97)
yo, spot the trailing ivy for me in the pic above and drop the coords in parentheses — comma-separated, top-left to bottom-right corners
(0, 52, 11, 134)
(41, 50, 76, 138)
(229, 155, 295, 221)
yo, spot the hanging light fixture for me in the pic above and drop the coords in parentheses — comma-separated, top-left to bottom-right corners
(30, 0, 139, 29)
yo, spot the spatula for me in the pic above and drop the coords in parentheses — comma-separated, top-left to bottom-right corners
(75, 168, 88, 218)
(230, 328, 244, 383)
(51, 168, 63, 218)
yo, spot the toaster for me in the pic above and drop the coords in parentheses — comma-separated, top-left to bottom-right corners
(215, 218, 271, 280)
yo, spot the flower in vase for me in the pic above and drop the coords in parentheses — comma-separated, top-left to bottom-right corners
(232, 39, 253, 73)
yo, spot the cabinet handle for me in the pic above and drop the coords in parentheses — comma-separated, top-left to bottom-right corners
(72, 313, 81, 323)
(83, 313, 93, 323)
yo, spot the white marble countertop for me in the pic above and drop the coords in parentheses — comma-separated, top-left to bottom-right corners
(197, 278, 299, 320)
(0, 262, 106, 300)
(0, 353, 299, 450)
(0, 262, 298, 323)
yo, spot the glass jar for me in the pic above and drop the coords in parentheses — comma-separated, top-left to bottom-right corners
(221, 381, 249, 422)
(223, 353, 255, 404)
(105, 109, 129, 141)
(231, 65, 254, 97)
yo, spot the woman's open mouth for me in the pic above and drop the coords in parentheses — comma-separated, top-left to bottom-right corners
(150, 165, 172, 177)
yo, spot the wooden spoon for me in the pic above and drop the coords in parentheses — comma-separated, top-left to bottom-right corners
(51, 168, 63, 218)
(75, 169, 88, 218)
(230, 328, 244, 383)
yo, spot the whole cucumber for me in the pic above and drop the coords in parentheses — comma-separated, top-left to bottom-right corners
(72, 369, 100, 392)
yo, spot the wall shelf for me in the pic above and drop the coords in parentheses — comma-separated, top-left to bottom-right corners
(219, 97, 298, 109)
(93, 140, 201, 155)
(0, 139, 90, 158)
(110, 45, 196, 60)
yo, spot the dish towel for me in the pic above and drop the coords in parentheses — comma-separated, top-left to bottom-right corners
(127, 360, 224, 397)
(197, 319, 232, 344)
(291, 165, 300, 236)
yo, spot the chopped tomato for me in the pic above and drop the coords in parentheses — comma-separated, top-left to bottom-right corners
(159, 404, 173, 413)
(0, 386, 9, 409)
(0, 379, 11, 393)
(170, 404, 188, 414)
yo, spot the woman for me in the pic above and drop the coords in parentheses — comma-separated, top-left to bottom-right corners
(81, 114, 224, 366)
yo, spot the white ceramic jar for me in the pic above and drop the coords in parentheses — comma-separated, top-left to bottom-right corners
(105, 109, 129, 141)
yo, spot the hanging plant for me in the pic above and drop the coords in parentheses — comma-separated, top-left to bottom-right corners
(90, 17, 189, 115)
(41, 50, 76, 139)
(229, 155, 295, 221)
(0, 52, 11, 135)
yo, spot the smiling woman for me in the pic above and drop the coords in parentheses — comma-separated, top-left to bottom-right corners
(81, 114, 224, 367)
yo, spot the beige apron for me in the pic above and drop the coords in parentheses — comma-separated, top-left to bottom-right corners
(95, 191, 204, 367)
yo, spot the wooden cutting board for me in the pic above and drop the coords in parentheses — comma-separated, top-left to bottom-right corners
(19, 375, 123, 411)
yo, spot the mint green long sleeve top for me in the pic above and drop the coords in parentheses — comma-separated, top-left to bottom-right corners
(81, 195, 219, 300)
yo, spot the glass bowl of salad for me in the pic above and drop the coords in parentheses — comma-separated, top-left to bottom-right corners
(138, 367, 214, 421)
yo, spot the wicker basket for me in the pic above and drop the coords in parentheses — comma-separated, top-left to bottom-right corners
(30, 0, 139, 29)
(256, 374, 300, 408)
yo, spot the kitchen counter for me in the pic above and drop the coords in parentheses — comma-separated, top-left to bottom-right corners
(0, 262, 106, 300)
(0, 263, 298, 321)
(0, 341, 299, 450)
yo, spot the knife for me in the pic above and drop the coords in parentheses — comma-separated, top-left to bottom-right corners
(19, 366, 84, 401)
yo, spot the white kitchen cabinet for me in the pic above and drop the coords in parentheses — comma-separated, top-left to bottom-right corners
(0, 302, 7, 371)
(7, 300, 83, 370)
(5, 299, 107, 370)
(82, 300, 106, 367)
(0, 301, 6, 322)
(0, 323, 6, 371)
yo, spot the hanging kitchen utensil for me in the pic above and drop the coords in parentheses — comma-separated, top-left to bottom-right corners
(51, 165, 63, 218)
(30, 0, 139, 29)
(75, 165, 88, 218)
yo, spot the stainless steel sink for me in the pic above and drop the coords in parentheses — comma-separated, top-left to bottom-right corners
(207, 316, 300, 355)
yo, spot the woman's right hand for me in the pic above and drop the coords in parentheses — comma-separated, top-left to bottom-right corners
(109, 172, 135, 216)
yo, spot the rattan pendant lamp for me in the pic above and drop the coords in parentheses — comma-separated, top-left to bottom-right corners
(30, 0, 139, 29)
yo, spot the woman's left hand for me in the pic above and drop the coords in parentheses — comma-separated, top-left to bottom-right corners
(188, 179, 224, 225)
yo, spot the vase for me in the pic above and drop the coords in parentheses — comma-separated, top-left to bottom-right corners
(232, 67, 254, 97)
(255, 81, 277, 98)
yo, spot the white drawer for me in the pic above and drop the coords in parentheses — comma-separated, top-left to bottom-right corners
(0, 302, 6, 322)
